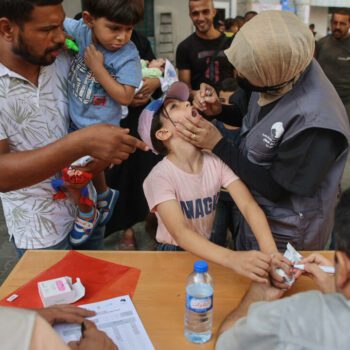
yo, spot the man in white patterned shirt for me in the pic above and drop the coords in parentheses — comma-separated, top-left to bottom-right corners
(0, 0, 147, 254)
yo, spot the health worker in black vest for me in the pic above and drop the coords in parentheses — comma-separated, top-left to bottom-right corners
(176, 11, 350, 288)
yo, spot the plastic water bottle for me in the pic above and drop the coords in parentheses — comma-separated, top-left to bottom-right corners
(184, 260, 214, 344)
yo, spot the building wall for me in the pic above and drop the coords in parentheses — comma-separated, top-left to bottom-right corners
(311, 0, 350, 5)
(154, 1, 192, 58)
(63, 0, 81, 18)
(310, 6, 329, 39)
(154, 0, 237, 59)
(237, 0, 249, 15)
(215, 0, 236, 17)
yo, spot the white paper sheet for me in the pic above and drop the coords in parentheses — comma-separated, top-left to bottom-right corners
(54, 295, 154, 350)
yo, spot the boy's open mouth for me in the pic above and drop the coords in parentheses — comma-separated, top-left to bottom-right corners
(192, 108, 200, 118)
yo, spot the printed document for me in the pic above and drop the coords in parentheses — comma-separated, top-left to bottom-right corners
(54, 295, 154, 350)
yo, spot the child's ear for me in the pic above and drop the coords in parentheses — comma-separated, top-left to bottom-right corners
(82, 11, 94, 28)
(155, 128, 172, 141)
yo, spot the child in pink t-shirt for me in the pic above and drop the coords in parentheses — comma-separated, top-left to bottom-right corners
(139, 82, 289, 283)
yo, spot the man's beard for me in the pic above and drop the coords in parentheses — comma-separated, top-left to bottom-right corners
(332, 28, 349, 39)
(12, 33, 63, 66)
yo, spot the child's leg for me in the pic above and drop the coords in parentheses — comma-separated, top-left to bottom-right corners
(93, 171, 108, 194)
(211, 201, 229, 246)
(66, 186, 100, 246)
(210, 192, 232, 247)
(156, 243, 184, 251)
(119, 227, 136, 251)
(94, 171, 119, 226)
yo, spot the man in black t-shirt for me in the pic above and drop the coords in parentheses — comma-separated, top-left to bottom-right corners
(176, 0, 234, 93)
(316, 10, 350, 191)
(316, 10, 350, 119)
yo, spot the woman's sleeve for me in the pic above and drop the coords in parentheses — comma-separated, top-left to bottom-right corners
(213, 138, 288, 202)
(212, 128, 345, 201)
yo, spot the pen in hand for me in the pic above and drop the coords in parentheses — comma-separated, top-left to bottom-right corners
(294, 264, 335, 274)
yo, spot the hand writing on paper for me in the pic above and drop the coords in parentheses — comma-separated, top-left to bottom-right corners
(36, 304, 96, 325)
(68, 320, 118, 350)
(300, 253, 335, 293)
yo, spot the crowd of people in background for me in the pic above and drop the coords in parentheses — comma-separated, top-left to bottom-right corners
(0, 0, 350, 348)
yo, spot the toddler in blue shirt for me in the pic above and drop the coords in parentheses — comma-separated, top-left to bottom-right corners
(63, 0, 143, 245)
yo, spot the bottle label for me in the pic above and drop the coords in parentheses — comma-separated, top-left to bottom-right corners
(186, 294, 213, 313)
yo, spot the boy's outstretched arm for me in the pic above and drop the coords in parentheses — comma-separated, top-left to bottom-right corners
(157, 200, 270, 283)
(84, 44, 136, 106)
(0, 124, 148, 192)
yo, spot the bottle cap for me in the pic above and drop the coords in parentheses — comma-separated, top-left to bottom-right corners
(194, 260, 208, 273)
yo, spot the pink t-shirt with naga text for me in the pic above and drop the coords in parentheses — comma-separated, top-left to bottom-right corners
(143, 152, 239, 245)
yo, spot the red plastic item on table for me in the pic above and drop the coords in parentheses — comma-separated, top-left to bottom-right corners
(0, 251, 140, 308)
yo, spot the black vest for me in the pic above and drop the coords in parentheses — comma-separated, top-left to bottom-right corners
(238, 60, 350, 250)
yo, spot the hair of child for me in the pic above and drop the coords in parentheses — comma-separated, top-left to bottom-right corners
(82, 0, 144, 25)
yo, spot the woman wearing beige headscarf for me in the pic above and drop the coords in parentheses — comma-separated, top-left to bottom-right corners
(227, 9, 314, 106)
(177, 10, 350, 288)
